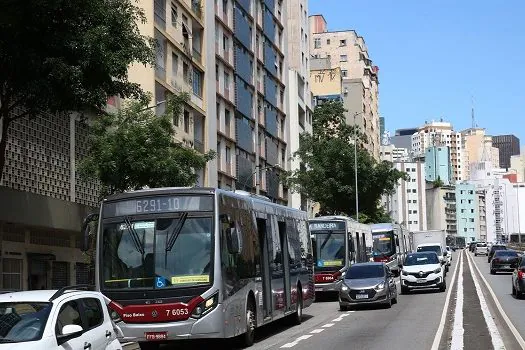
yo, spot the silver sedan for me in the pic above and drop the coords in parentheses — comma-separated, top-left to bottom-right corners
(338, 262, 398, 310)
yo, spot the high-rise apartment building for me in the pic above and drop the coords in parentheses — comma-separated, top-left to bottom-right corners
(380, 145, 409, 163)
(384, 162, 427, 232)
(425, 146, 452, 185)
(412, 120, 464, 182)
(391, 127, 418, 150)
(308, 15, 380, 159)
(455, 183, 477, 243)
(510, 150, 525, 182)
(129, 0, 290, 203)
(461, 127, 499, 179)
(426, 185, 457, 237)
(286, 0, 313, 211)
(493, 134, 520, 169)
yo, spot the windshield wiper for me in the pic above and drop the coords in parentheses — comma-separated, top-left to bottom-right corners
(166, 212, 189, 252)
(320, 231, 333, 251)
(124, 217, 145, 255)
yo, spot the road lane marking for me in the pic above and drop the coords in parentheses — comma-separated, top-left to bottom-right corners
(279, 334, 312, 348)
(450, 252, 464, 350)
(322, 323, 335, 328)
(466, 253, 505, 349)
(467, 252, 525, 348)
(431, 250, 462, 350)
(310, 329, 325, 334)
(332, 316, 344, 322)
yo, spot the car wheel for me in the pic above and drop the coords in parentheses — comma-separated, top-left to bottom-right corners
(439, 280, 446, 292)
(490, 269, 495, 275)
(400, 286, 409, 295)
(339, 304, 348, 311)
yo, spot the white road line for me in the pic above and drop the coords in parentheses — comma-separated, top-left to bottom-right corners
(332, 316, 343, 322)
(450, 252, 464, 350)
(310, 329, 325, 334)
(467, 252, 525, 348)
(322, 323, 335, 328)
(466, 253, 505, 349)
(279, 334, 312, 348)
(431, 250, 462, 350)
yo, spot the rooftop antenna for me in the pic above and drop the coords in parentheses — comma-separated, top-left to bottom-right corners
(471, 95, 477, 128)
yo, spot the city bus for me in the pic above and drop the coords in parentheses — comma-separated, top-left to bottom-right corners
(80, 188, 314, 349)
(370, 223, 410, 276)
(308, 216, 372, 294)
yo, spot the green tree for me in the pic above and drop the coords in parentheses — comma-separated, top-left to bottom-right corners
(285, 101, 407, 223)
(0, 0, 155, 180)
(431, 176, 445, 188)
(79, 94, 215, 196)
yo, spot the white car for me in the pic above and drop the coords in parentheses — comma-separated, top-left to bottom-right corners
(0, 286, 122, 350)
(445, 246, 452, 266)
(399, 251, 446, 294)
(416, 243, 449, 273)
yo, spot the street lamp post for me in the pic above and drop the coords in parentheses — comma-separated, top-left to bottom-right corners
(353, 112, 365, 222)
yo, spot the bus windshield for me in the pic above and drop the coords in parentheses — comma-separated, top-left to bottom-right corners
(312, 232, 345, 269)
(102, 216, 213, 290)
(372, 231, 395, 257)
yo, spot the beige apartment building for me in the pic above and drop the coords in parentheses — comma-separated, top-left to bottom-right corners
(412, 120, 464, 182)
(511, 150, 525, 182)
(129, 0, 291, 203)
(308, 14, 380, 159)
(461, 127, 500, 180)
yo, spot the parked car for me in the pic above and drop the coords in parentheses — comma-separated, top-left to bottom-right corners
(339, 262, 397, 310)
(399, 252, 446, 294)
(488, 244, 507, 263)
(490, 250, 520, 274)
(0, 286, 123, 350)
(512, 256, 525, 298)
(474, 242, 489, 256)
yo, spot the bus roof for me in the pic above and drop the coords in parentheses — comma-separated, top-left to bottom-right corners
(309, 215, 357, 222)
(371, 223, 396, 232)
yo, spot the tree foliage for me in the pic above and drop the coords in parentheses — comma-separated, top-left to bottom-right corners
(285, 101, 407, 223)
(0, 0, 156, 180)
(79, 94, 215, 196)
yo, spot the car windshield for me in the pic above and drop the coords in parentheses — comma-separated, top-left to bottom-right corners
(404, 253, 439, 266)
(417, 245, 442, 255)
(0, 302, 51, 343)
(494, 251, 518, 257)
(345, 265, 385, 279)
(102, 216, 213, 289)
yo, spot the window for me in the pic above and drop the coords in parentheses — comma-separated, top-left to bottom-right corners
(225, 109, 231, 132)
(171, 3, 178, 26)
(172, 53, 178, 76)
(340, 54, 347, 62)
(217, 141, 221, 164)
(225, 146, 231, 163)
(413, 210, 418, 214)
(326, 39, 330, 45)
(471, 209, 474, 213)
(224, 72, 230, 90)
(340, 39, 347, 46)
(56, 300, 82, 336)
(215, 64, 219, 81)
(470, 218, 475, 222)
(2, 258, 22, 290)
(223, 35, 229, 52)
(183, 110, 190, 133)
(192, 69, 203, 97)
(314, 38, 321, 48)
(412, 189, 417, 193)
(341, 69, 348, 77)
(82, 298, 104, 329)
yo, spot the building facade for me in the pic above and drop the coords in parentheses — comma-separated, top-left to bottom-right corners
(477, 189, 487, 241)
(455, 183, 477, 243)
(426, 185, 457, 237)
(425, 146, 452, 185)
(461, 127, 499, 180)
(308, 14, 380, 159)
(129, 0, 290, 203)
(391, 127, 418, 150)
(286, 0, 313, 212)
(493, 134, 520, 169)
(380, 145, 409, 163)
(510, 150, 525, 182)
(384, 162, 427, 232)
(412, 120, 464, 182)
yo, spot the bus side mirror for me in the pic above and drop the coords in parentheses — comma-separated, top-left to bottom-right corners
(80, 213, 99, 252)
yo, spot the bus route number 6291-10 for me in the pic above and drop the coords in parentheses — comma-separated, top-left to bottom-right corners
(167, 308, 189, 316)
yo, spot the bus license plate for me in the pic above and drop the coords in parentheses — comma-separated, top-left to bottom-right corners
(356, 294, 368, 299)
(145, 332, 168, 341)
(416, 279, 426, 283)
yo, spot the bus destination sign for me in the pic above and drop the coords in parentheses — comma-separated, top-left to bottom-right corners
(103, 195, 214, 217)
(309, 221, 346, 231)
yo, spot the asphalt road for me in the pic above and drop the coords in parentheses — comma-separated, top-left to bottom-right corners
(125, 250, 525, 350)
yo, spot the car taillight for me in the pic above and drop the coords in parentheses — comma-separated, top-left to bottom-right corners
(107, 301, 122, 322)
(518, 270, 525, 280)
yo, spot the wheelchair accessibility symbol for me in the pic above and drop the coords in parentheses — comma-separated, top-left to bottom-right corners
(156, 277, 166, 288)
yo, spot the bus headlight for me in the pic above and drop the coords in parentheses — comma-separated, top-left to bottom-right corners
(191, 293, 219, 319)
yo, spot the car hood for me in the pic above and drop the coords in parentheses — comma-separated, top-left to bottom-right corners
(402, 264, 441, 273)
(343, 278, 384, 289)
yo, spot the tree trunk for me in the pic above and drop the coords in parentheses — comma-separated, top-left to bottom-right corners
(0, 115, 11, 183)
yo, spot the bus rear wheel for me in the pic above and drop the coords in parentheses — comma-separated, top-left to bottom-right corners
(239, 300, 256, 347)
(291, 290, 303, 325)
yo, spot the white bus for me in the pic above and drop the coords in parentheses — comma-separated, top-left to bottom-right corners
(81, 188, 314, 349)
(308, 216, 372, 294)
(370, 223, 410, 276)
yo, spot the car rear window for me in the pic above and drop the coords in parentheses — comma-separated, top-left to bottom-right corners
(492, 246, 506, 250)
(476, 243, 487, 247)
(494, 251, 518, 257)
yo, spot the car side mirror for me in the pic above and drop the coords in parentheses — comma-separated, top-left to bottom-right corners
(57, 324, 83, 345)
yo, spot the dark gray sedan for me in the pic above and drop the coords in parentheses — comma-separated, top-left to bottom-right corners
(338, 262, 397, 310)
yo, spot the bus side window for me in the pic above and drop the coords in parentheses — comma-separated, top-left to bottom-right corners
(348, 233, 355, 252)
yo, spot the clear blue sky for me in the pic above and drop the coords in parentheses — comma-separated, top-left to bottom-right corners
(308, 0, 525, 143)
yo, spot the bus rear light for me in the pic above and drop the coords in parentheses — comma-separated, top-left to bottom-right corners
(191, 293, 219, 319)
